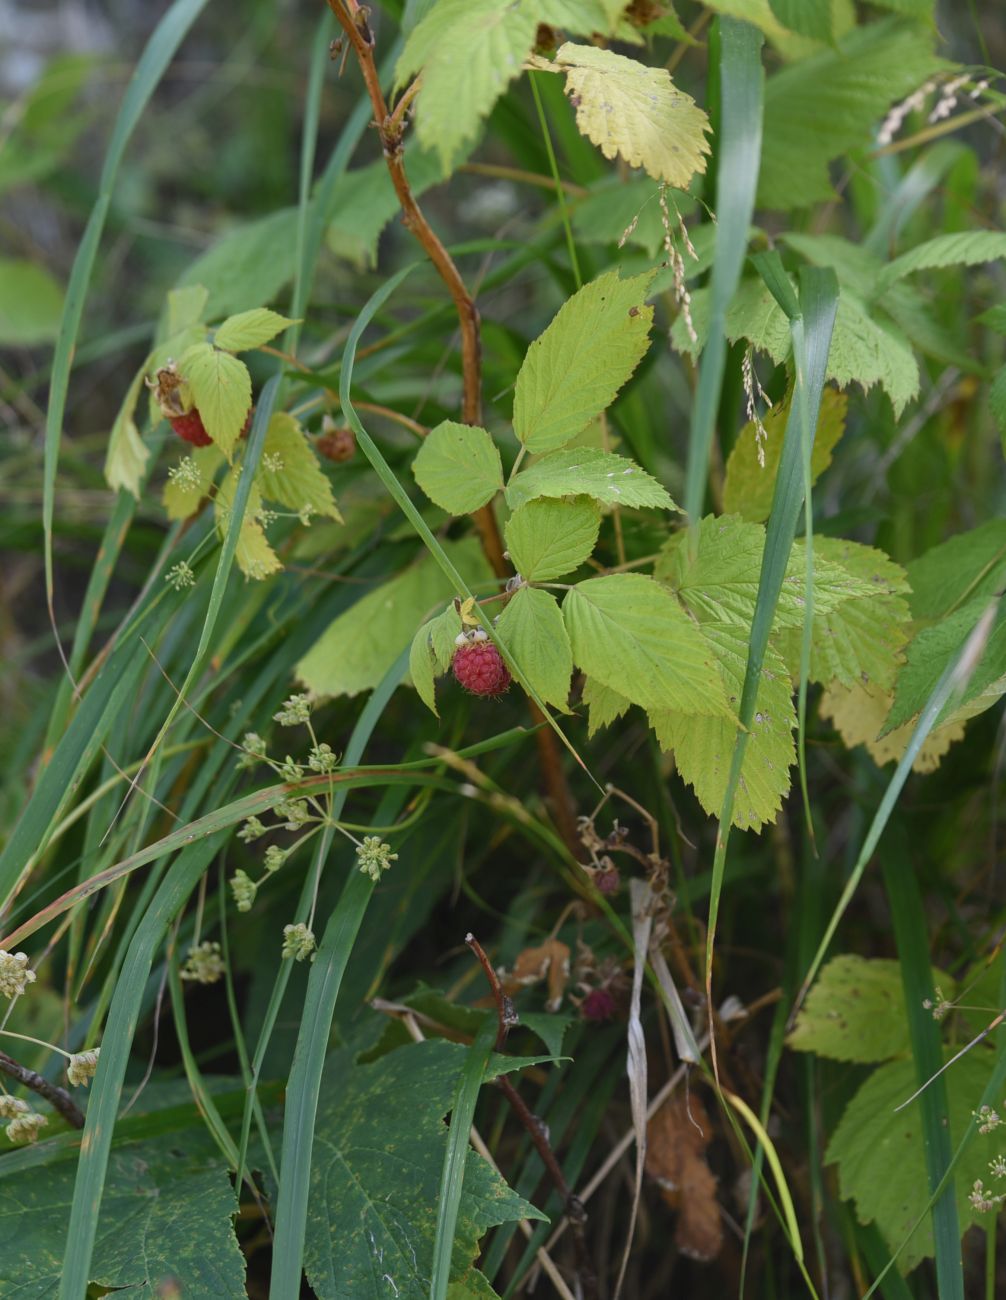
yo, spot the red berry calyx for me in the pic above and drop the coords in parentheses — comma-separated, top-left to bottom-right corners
(452, 629, 511, 698)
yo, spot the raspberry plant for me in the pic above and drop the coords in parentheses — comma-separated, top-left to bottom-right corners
(2, 2, 1006, 1297)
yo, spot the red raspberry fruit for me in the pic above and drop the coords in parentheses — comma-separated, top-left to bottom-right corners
(168, 408, 253, 448)
(580, 988, 618, 1022)
(169, 409, 212, 447)
(452, 634, 511, 697)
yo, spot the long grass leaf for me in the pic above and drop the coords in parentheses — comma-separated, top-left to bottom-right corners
(57, 832, 228, 1299)
(883, 840, 964, 1300)
(43, 0, 210, 603)
(682, 17, 763, 527)
(430, 1018, 497, 1300)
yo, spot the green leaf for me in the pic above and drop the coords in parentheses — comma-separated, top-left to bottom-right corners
(767, 0, 832, 39)
(410, 620, 440, 716)
(512, 270, 655, 454)
(990, 366, 1006, 446)
(213, 306, 295, 352)
(302, 1040, 544, 1299)
(257, 412, 342, 521)
(296, 540, 491, 698)
(178, 207, 299, 319)
(885, 598, 1006, 735)
(412, 421, 504, 515)
(571, 177, 669, 257)
(880, 230, 1006, 288)
(562, 574, 733, 717)
(327, 146, 454, 270)
(0, 1129, 246, 1295)
(905, 519, 1006, 622)
(551, 43, 711, 188)
(650, 621, 796, 831)
(166, 283, 209, 335)
(538, 0, 630, 32)
(504, 497, 600, 581)
(723, 387, 846, 523)
(758, 18, 946, 209)
(506, 448, 676, 511)
(787, 955, 948, 1063)
(676, 278, 921, 416)
(581, 677, 632, 736)
(410, 604, 464, 716)
(496, 587, 573, 711)
(396, 0, 538, 173)
(774, 537, 912, 691)
(163, 444, 224, 521)
(177, 342, 252, 456)
(656, 514, 874, 630)
(826, 1049, 995, 1273)
(0, 258, 64, 345)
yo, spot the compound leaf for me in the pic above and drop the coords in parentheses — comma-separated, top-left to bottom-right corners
(213, 306, 294, 352)
(177, 342, 252, 456)
(258, 412, 342, 521)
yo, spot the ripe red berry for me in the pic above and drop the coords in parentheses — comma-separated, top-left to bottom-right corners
(169, 409, 212, 447)
(580, 988, 618, 1022)
(168, 407, 253, 448)
(452, 634, 511, 697)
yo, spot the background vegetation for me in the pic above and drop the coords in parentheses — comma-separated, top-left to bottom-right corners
(1, 1, 1005, 1297)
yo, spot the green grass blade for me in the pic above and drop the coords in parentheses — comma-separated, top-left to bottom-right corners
(430, 1018, 497, 1300)
(43, 0, 210, 603)
(265, 649, 412, 1297)
(57, 831, 228, 1299)
(682, 17, 763, 527)
(883, 838, 964, 1300)
(705, 270, 838, 1028)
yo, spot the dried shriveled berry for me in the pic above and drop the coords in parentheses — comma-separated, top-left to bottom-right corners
(581, 988, 618, 1022)
(452, 632, 511, 698)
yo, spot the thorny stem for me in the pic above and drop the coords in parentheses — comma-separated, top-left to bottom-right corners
(0, 1049, 85, 1129)
(328, 0, 582, 859)
(466, 934, 595, 1295)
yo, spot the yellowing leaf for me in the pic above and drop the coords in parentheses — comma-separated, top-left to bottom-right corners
(563, 574, 732, 717)
(504, 497, 600, 582)
(412, 421, 503, 515)
(258, 412, 341, 522)
(104, 371, 150, 499)
(552, 42, 711, 188)
(818, 680, 964, 774)
(650, 622, 796, 831)
(213, 306, 294, 352)
(396, 0, 538, 172)
(512, 270, 655, 454)
(496, 587, 573, 711)
(722, 387, 846, 524)
(213, 467, 281, 581)
(787, 955, 948, 1064)
(775, 537, 911, 691)
(177, 343, 252, 456)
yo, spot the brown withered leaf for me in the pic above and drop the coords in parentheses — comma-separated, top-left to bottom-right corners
(500, 938, 570, 1011)
(645, 1092, 723, 1261)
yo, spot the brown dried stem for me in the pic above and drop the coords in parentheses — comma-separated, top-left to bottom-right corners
(0, 1050, 85, 1129)
(327, 0, 582, 859)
